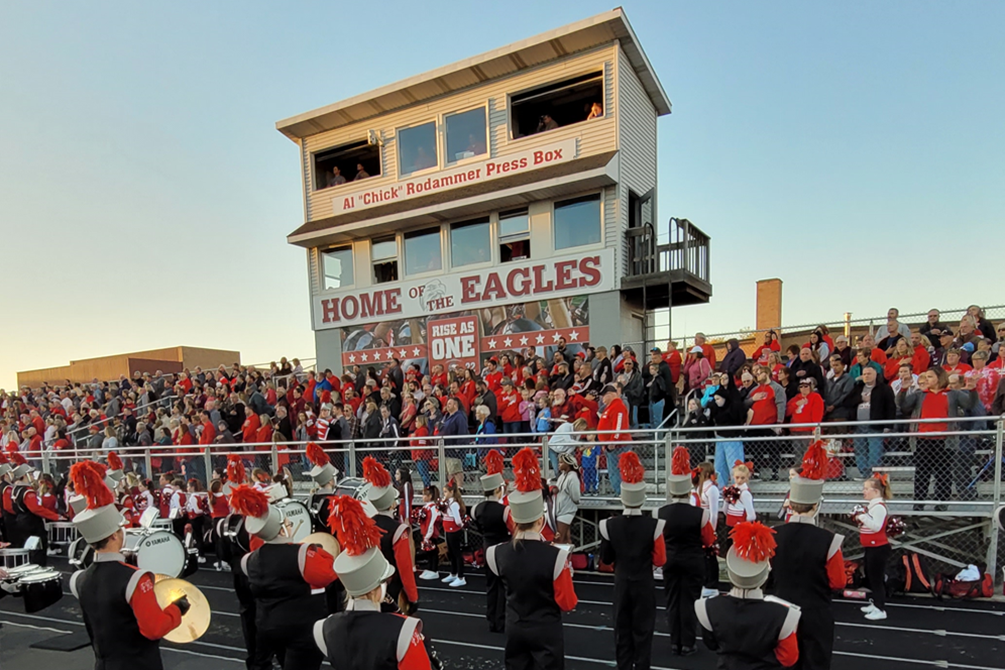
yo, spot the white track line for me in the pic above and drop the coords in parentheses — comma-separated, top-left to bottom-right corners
(0, 619, 72, 634)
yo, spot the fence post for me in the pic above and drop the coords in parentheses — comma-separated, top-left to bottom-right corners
(437, 438, 447, 490)
(348, 440, 357, 478)
(542, 435, 551, 480)
(653, 430, 660, 495)
(271, 442, 279, 474)
(144, 448, 153, 480)
(41, 448, 51, 477)
(204, 447, 213, 483)
(988, 418, 1003, 580)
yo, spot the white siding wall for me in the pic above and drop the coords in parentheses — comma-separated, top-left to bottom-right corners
(303, 45, 619, 223)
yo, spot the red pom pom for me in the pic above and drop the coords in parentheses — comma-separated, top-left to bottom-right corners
(619, 451, 645, 484)
(512, 448, 542, 493)
(729, 521, 776, 563)
(107, 452, 123, 471)
(362, 456, 391, 488)
(721, 485, 740, 505)
(799, 440, 829, 481)
(227, 455, 246, 485)
(230, 484, 270, 519)
(327, 495, 384, 556)
(69, 461, 114, 509)
(671, 446, 691, 476)
(485, 450, 505, 476)
(306, 442, 330, 468)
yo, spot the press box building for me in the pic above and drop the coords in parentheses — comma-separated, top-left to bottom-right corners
(278, 9, 710, 375)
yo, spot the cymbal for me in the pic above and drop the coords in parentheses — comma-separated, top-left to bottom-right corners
(303, 532, 340, 558)
(153, 577, 211, 643)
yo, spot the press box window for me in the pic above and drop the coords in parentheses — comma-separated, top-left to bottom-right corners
(450, 218, 490, 268)
(554, 194, 601, 251)
(499, 209, 530, 263)
(404, 228, 442, 276)
(321, 246, 354, 290)
(371, 237, 398, 284)
(398, 122, 438, 175)
(313, 140, 381, 191)
(510, 72, 604, 139)
(445, 108, 487, 163)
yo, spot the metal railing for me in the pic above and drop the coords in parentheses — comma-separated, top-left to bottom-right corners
(625, 217, 711, 286)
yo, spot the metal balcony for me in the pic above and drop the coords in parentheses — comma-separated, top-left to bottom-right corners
(623, 217, 712, 308)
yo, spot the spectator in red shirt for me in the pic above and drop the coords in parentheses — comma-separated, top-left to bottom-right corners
(753, 331, 781, 366)
(786, 377, 825, 433)
(910, 332, 933, 372)
(694, 332, 716, 369)
(943, 348, 972, 377)
(663, 341, 683, 385)
(859, 333, 888, 366)
(745, 370, 779, 479)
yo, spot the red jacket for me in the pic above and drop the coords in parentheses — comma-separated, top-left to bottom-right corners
(597, 397, 631, 444)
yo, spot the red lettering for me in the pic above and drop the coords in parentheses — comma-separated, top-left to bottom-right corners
(321, 298, 339, 323)
(385, 288, 401, 314)
(482, 272, 505, 301)
(554, 260, 577, 291)
(359, 291, 385, 319)
(579, 256, 602, 288)
(506, 267, 532, 297)
(532, 265, 554, 293)
(342, 295, 359, 320)
(461, 276, 481, 303)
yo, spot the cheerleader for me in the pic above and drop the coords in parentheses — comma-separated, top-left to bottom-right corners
(486, 447, 578, 669)
(209, 479, 230, 570)
(471, 450, 512, 633)
(251, 468, 273, 491)
(168, 477, 187, 537)
(441, 481, 467, 587)
(692, 462, 721, 597)
(416, 486, 443, 581)
(853, 474, 892, 621)
(137, 479, 155, 513)
(38, 474, 58, 515)
(186, 478, 209, 558)
(724, 461, 756, 528)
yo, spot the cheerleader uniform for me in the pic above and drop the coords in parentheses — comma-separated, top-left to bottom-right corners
(698, 481, 721, 591)
(417, 502, 443, 575)
(186, 493, 209, 554)
(855, 498, 890, 612)
(725, 484, 755, 527)
(137, 489, 155, 515)
(442, 498, 465, 584)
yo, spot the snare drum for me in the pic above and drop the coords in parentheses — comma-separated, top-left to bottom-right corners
(222, 514, 250, 557)
(68, 537, 94, 570)
(0, 548, 31, 570)
(47, 521, 79, 548)
(275, 499, 311, 543)
(20, 569, 62, 613)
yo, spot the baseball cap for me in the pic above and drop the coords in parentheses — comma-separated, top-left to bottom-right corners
(650, 347, 662, 354)
(690, 346, 703, 354)
(600, 384, 618, 396)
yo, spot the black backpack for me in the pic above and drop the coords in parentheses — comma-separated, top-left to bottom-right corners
(886, 552, 932, 595)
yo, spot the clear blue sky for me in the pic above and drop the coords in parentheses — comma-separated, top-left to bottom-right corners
(2, 1, 1003, 388)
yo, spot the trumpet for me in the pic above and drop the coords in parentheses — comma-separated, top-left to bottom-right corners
(153, 577, 211, 643)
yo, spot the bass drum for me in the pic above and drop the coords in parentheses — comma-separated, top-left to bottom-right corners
(275, 499, 311, 543)
(333, 477, 377, 517)
(133, 531, 187, 578)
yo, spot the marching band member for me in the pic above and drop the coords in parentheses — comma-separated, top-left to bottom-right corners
(600, 450, 667, 669)
(692, 461, 722, 596)
(305, 441, 345, 614)
(231, 483, 339, 670)
(853, 474, 893, 621)
(68, 461, 187, 670)
(363, 456, 419, 613)
(696, 521, 801, 669)
(771, 441, 846, 670)
(9, 453, 60, 564)
(416, 485, 444, 582)
(487, 447, 578, 670)
(314, 495, 435, 670)
(471, 450, 513, 633)
(659, 447, 715, 658)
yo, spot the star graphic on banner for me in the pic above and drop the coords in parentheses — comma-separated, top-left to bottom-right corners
(412, 347, 421, 357)
(488, 339, 497, 349)
(399, 349, 408, 359)
(374, 351, 382, 361)
(520, 336, 529, 346)
(552, 332, 562, 342)
(503, 337, 513, 347)
(348, 354, 356, 364)
(569, 330, 580, 341)
(361, 353, 369, 362)
(536, 334, 545, 344)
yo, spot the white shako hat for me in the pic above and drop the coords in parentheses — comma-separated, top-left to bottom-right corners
(362, 457, 396, 512)
(789, 440, 829, 506)
(509, 447, 544, 524)
(306, 442, 338, 487)
(481, 449, 505, 493)
(0, 451, 12, 478)
(9, 452, 34, 481)
(328, 495, 395, 597)
(70, 461, 125, 544)
(68, 494, 88, 515)
(223, 454, 246, 496)
(229, 484, 284, 542)
(105, 452, 125, 489)
(666, 445, 693, 499)
(725, 521, 777, 590)
(618, 450, 648, 508)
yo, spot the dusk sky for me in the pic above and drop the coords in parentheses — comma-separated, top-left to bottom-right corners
(2, 2, 1002, 388)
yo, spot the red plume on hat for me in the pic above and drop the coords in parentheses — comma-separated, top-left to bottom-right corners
(0, 451, 9, 465)
(69, 461, 114, 510)
(512, 447, 542, 493)
(5, 444, 18, 457)
(306, 442, 330, 468)
(327, 495, 384, 556)
(671, 446, 691, 476)
(362, 456, 391, 488)
(729, 521, 777, 563)
(107, 452, 123, 471)
(619, 451, 645, 484)
(485, 450, 505, 476)
(9, 451, 27, 467)
(230, 484, 270, 520)
(799, 440, 829, 481)
(227, 455, 246, 485)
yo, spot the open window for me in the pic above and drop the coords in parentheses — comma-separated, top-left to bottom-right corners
(498, 209, 530, 263)
(510, 72, 604, 139)
(371, 236, 398, 284)
(313, 140, 381, 191)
